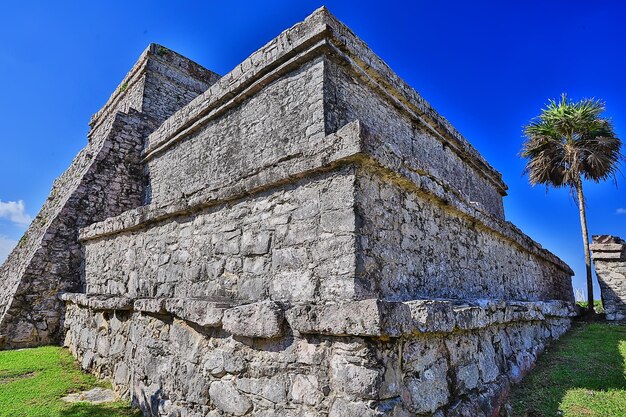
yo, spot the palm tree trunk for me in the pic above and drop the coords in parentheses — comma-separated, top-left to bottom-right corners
(575, 180, 594, 315)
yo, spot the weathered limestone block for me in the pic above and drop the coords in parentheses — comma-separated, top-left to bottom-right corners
(330, 340, 383, 400)
(164, 298, 229, 327)
(133, 298, 167, 314)
(402, 338, 450, 414)
(60, 292, 90, 307)
(291, 373, 325, 406)
(235, 375, 288, 404)
(406, 300, 457, 333)
(287, 300, 401, 337)
(591, 235, 626, 321)
(209, 380, 253, 416)
(88, 295, 133, 311)
(222, 301, 284, 338)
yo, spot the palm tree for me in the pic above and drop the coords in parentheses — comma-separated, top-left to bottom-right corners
(521, 94, 623, 314)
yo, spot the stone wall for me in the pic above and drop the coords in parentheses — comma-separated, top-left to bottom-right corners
(77, 155, 572, 307)
(354, 165, 572, 302)
(324, 58, 506, 219)
(144, 57, 327, 207)
(0, 44, 220, 349)
(63, 296, 573, 417)
(88, 44, 220, 145)
(591, 235, 626, 321)
(81, 168, 358, 303)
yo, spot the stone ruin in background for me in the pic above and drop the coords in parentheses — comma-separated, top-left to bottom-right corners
(591, 235, 626, 321)
(0, 7, 575, 417)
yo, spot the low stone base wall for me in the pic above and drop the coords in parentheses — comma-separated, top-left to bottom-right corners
(63, 295, 573, 416)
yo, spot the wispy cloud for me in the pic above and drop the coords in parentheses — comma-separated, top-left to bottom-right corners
(0, 235, 17, 263)
(617, 208, 626, 215)
(0, 200, 32, 226)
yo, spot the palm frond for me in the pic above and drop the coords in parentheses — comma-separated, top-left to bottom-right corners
(521, 94, 624, 189)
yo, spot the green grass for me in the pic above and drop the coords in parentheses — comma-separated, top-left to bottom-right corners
(509, 323, 626, 416)
(576, 300, 605, 314)
(0, 346, 141, 417)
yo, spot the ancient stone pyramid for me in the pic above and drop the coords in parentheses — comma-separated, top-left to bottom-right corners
(0, 7, 575, 416)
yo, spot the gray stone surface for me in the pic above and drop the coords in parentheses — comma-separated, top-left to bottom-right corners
(4, 6, 577, 417)
(62, 387, 118, 404)
(63, 299, 572, 416)
(591, 235, 626, 321)
(164, 298, 229, 327)
(81, 168, 358, 303)
(209, 381, 253, 415)
(0, 44, 219, 349)
(222, 301, 284, 338)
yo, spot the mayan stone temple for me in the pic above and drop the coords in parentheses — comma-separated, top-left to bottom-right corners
(0, 7, 575, 417)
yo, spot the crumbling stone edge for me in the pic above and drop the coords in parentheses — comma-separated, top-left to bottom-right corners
(61, 293, 574, 416)
(60, 292, 574, 339)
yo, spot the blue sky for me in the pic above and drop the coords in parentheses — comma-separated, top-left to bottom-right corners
(0, 1, 624, 299)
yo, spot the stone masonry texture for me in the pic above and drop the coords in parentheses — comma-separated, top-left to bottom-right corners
(0, 44, 220, 348)
(591, 235, 626, 321)
(2, 7, 575, 416)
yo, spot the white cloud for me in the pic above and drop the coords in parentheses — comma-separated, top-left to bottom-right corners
(0, 235, 17, 264)
(617, 208, 626, 215)
(0, 200, 32, 226)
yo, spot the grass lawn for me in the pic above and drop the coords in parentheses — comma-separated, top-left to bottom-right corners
(509, 323, 626, 416)
(0, 346, 141, 417)
(576, 300, 605, 314)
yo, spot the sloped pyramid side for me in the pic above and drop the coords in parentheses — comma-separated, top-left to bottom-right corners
(0, 44, 220, 349)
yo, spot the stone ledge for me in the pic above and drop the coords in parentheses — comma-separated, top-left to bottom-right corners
(133, 297, 230, 328)
(59, 293, 133, 311)
(78, 124, 571, 276)
(142, 7, 506, 196)
(163, 298, 229, 327)
(79, 120, 363, 242)
(591, 235, 626, 262)
(590, 243, 625, 252)
(132, 298, 166, 314)
(60, 292, 89, 306)
(286, 299, 575, 337)
(61, 293, 574, 338)
(593, 235, 625, 244)
(222, 301, 285, 339)
(590, 243, 626, 261)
